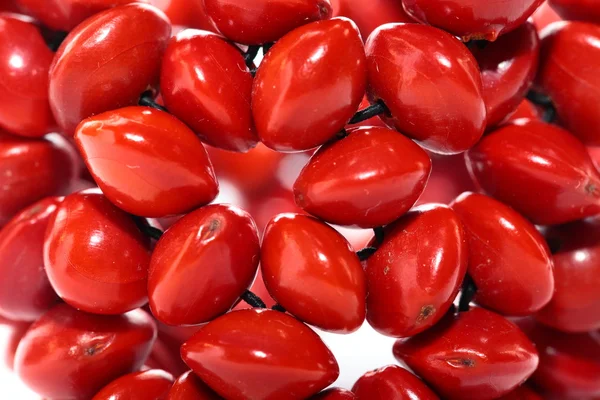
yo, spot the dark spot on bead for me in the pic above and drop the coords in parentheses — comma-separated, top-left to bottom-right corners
(586, 182, 599, 196)
(383, 266, 390, 275)
(209, 219, 220, 232)
(85, 342, 106, 356)
(417, 305, 435, 323)
(445, 357, 476, 368)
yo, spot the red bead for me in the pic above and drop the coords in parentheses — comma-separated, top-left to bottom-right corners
(337, 0, 414, 38)
(496, 385, 543, 400)
(92, 369, 174, 400)
(507, 99, 540, 122)
(537, 21, 600, 145)
(310, 387, 356, 399)
(537, 217, 600, 332)
(167, 370, 223, 399)
(471, 21, 539, 128)
(44, 189, 151, 315)
(0, 14, 54, 138)
(75, 106, 218, 218)
(0, 133, 76, 226)
(0, 316, 31, 371)
(450, 192, 554, 315)
(149, 204, 260, 326)
(365, 23, 486, 155)
(204, 0, 333, 45)
(401, 0, 544, 41)
(253, 17, 366, 152)
(15, 304, 157, 400)
(261, 213, 366, 333)
(365, 204, 467, 338)
(532, 2, 562, 31)
(181, 309, 339, 400)
(147, 335, 189, 377)
(548, 0, 600, 24)
(0, 197, 60, 321)
(352, 365, 439, 400)
(393, 307, 539, 400)
(294, 126, 431, 228)
(49, 3, 171, 135)
(465, 119, 600, 225)
(149, 0, 215, 30)
(161, 30, 258, 152)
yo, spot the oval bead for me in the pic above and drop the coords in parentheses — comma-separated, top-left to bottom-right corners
(149, 0, 215, 30)
(537, 21, 600, 145)
(471, 21, 539, 128)
(0, 133, 76, 226)
(204, 0, 332, 45)
(352, 365, 439, 400)
(161, 30, 258, 152)
(261, 213, 366, 333)
(337, 0, 414, 38)
(0, 197, 60, 321)
(365, 23, 486, 154)
(167, 370, 223, 400)
(44, 189, 151, 315)
(548, 0, 600, 24)
(310, 388, 356, 400)
(294, 126, 431, 228)
(393, 307, 539, 400)
(0, 14, 54, 138)
(149, 204, 260, 326)
(497, 385, 543, 400)
(465, 119, 600, 225)
(450, 192, 554, 315)
(49, 3, 171, 135)
(401, 0, 544, 41)
(253, 17, 366, 152)
(537, 217, 600, 332)
(92, 369, 174, 400)
(15, 304, 156, 400)
(365, 204, 467, 338)
(507, 99, 540, 122)
(75, 106, 218, 217)
(181, 309, 339, 400)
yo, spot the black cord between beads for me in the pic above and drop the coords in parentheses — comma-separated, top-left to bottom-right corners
(241, 290, 267, 308)
(139, 91, 168, 112)
(458, 274, 477, 312)
(356, 227, 385, 261)
(44, 30, 68, 52)
(132, 216, 164, 240)
(349, 101, 389, 124)
(526, 90, 557, 123)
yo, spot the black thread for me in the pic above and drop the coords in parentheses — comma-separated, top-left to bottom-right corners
(139, 91, 168, 112)
(272, 304, 286, 312)
(349, 101, 389, 124)
(132, 216, 164, 240)
(458, 275, 477, 312)
(357, 247, 378, 261)
(241, 290, 266, 308)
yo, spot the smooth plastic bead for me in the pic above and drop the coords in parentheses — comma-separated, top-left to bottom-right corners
(352, 365, 439, 400)
(204, 0, 332, 45)
(92, 369, 173, 400)
(294, 126, 431, 228)
(261, 213, 366, 333)
(365, 204, 467, 338)
(0, 197, 60, 321)
(466, 119, 600, 225)
(365, 23, 486, 154)
(548, 0, 600, 24)
(253, 17, 366, 152)
(451, 192, 554, 315)
(393, 307, 539, 400)
(148, 204, 260, 326)
(181, 309, 339, 400)
(507, 99, 539, 122)
(337, 0, 413, 38)
(496, 385, 543, 400)
(75, 106, 218, 218)
(49, 3, 171, 135)
(149, 0, 215, 30)
(310, 388, 356, 400)
(15, 304, 156, 400)
(167, 370, 223, 399)
(44, 189, 151, 315)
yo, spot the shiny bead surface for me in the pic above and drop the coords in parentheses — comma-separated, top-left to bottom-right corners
(548, 0, 600, 24)
(310, 388, 356, 400)
(167, 370, 223, 399)
(261, 213, 366, 333)
(337, 0, 414, 38)
(294, 126, 431, 228)
(365, 23, 486, 154)
(92, 369, 174, 400)
(75, 106, 218, 218)
(496, 385, 543, 400)
(253, 17, 366, 152)
(352, 365, 439, 400)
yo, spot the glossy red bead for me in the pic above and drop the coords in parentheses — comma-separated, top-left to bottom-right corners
(337, 0, 414, 38)
(294, 126, 431, 228)
(497, 385, 543, 400)
(450, 192, 554, 315)
(548, 0, 600, 24)
(161, 30, 257, 152)
(401, 0, 544, 41)
(253, 17, 366, 152)
(532, 2, 562, 31)
(15, 304, 156, 400)
(393, 307, 539, 400)
(75, 106, 218, 218)
(204, 0, 333, 45)
(49, 3, 171, 135)
(365, 23, 486, 155)
(465, 119, 600, 225)
(0, 316, 30, 370)
(44, 189, 151, 314)
(149, 204, 260, 326)
(365, 204, 467, 338)
(310, 388, 356, 400)
(0, 14, 54, 138)
(92, 369, 174, 400)
(167, 370, 223, 400)
(0, 133, 76, 226)
(537, 217, 600, 332)
(0, 197, 60, 321)
(352, 365, 439, 400)
(181, 309, 339, 400)
(507, 99, 540, 122)
(471, 22, 539, 128)
(149, 0, 215, 30)
(261, 213, 366, 333)
(537, 21, 600, 145)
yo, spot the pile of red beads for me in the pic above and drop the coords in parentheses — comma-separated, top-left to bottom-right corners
(1, 0, 600, 399)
